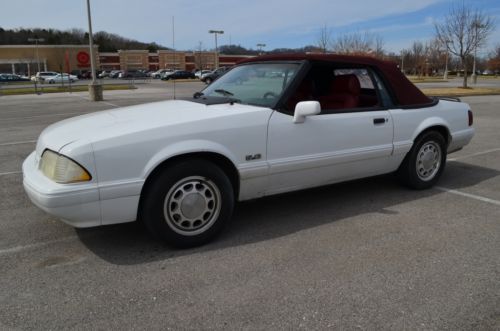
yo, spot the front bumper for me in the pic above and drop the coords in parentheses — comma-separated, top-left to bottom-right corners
(22, 151, 101, 227)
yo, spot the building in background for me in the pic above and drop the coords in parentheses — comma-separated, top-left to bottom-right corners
(0, 45, 254, 75)
(0, 45, 99, 76)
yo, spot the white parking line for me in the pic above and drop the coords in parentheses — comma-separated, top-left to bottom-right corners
(448, 148, 500, 161)
(0, 171, 21, 176)
(0, 140, 36, 147)
(436, 186, 500, 207)
(0, 236, 79, 255)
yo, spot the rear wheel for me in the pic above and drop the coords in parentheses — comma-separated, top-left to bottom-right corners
(397, 131, 446, 189)
(140, 159, 234, 248)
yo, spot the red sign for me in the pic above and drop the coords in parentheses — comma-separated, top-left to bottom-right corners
(76, 51, 91, 68)
(77, 51, 90, 64)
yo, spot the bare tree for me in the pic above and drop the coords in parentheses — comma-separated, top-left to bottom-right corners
(317, 24, 332, 53)
(332, 31, 384, 58)
(374, 35, 385, 58)
(411, 41, 426, 77)
(488, 44, 500, 73)
(427, 38, 447, 75)
(435, 4, 495, 87)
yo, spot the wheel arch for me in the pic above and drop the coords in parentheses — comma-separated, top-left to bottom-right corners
(138, 151, 240, 219)
(412, 119, 451, 147)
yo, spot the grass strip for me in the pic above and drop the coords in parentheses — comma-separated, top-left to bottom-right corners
(0, 84, 136, 96)
(421, 87, 500, 97)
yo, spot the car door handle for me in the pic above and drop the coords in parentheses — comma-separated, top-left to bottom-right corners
(373, 118, 387, 125)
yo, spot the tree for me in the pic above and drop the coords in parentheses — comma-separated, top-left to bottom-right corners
(317, 24, 332, 53)
(488, 44, 500, 73)
(407, 41, 429, 77)
(435, 4, 494, 87)
(332, 31, 385, 58)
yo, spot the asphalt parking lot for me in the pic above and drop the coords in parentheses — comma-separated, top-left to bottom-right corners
(0, 85, 499, 330)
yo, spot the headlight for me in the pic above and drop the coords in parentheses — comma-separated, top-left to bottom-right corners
(39, 149, 91, 183)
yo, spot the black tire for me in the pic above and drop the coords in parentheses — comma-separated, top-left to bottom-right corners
(397, 131, 447, 189)
(205, 77, 212, 85)
(140, 159, 234, 248)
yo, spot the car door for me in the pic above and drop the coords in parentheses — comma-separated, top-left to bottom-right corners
(265, 67, 395, 195)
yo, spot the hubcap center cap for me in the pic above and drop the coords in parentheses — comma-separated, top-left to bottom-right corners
(422, 152, 435, 170)
(181, 193, 205, 219)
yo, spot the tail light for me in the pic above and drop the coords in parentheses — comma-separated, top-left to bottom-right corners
(468, 110, 473, 126)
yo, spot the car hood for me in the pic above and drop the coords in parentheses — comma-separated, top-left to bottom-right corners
(36, 99, 267, 155)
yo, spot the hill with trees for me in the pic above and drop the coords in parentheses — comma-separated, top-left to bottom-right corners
(0, 27, 169, 52)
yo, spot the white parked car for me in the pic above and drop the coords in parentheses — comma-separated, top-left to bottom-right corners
(45, 73, 79, 84)
(23, 54, 474, 247)
(151, 69, 174, 79)
(195, 70, 211, 79)
(31, 71, 59, 83)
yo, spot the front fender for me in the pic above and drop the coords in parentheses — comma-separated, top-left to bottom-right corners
(141, 139, 239, 179)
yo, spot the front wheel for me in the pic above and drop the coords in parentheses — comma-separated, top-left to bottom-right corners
(140, 159, 234, 248)
(397, 131, 447, 189)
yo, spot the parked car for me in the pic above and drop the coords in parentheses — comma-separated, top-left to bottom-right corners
(98, 71, 110, 78)
(195, 70, 211, 79)
(45, 73, 79, 84)
(22, 54, 474, 248)
(160, 70, 196, 80)
(31, 71, 59, 83)
(151, 69, 174, 79)
(119, 70, 150, 79)
(109, 70, 123, 79)
(200, 66, 231, 84)
(0, 73, 31, 82)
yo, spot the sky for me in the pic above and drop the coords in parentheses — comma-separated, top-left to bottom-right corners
(1, 0, 499, 55)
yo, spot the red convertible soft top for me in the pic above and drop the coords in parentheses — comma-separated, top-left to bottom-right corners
(237, 53, 432, 107)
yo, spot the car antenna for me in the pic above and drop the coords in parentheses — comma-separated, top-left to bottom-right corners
(172, 16, 176, 100)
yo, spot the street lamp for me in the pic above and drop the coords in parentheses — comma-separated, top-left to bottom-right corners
(27, 37, 44, 74)
(443, 39, 451, 80)
(257, 43, 266, 55)
(400, 49, 405, 74)
(86, 0, 102, 101)
(472, 21, 485, 85)
(209, 30, 224, 69)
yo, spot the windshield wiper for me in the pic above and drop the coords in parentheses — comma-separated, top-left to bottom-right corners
(214, 89, 234, 97)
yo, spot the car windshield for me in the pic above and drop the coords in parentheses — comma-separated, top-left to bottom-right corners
(201, 63, 300, 107)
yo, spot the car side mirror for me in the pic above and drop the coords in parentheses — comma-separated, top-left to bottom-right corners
(293, 101, 321, 123)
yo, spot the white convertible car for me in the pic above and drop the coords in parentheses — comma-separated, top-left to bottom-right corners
(23, 54, 474, 247)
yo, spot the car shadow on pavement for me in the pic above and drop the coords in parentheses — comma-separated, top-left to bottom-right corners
(76, 160, 500, 265)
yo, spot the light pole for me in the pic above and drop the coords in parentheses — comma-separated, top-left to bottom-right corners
(257, 43, 266, 55)
(443, 39, 450, 80)
(472, 21, 484, 85)
(86, 0, 102, 101)
(209, 30, 224, 69)
(400, 49, 405, 74)
(27, 37, 44, 74)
